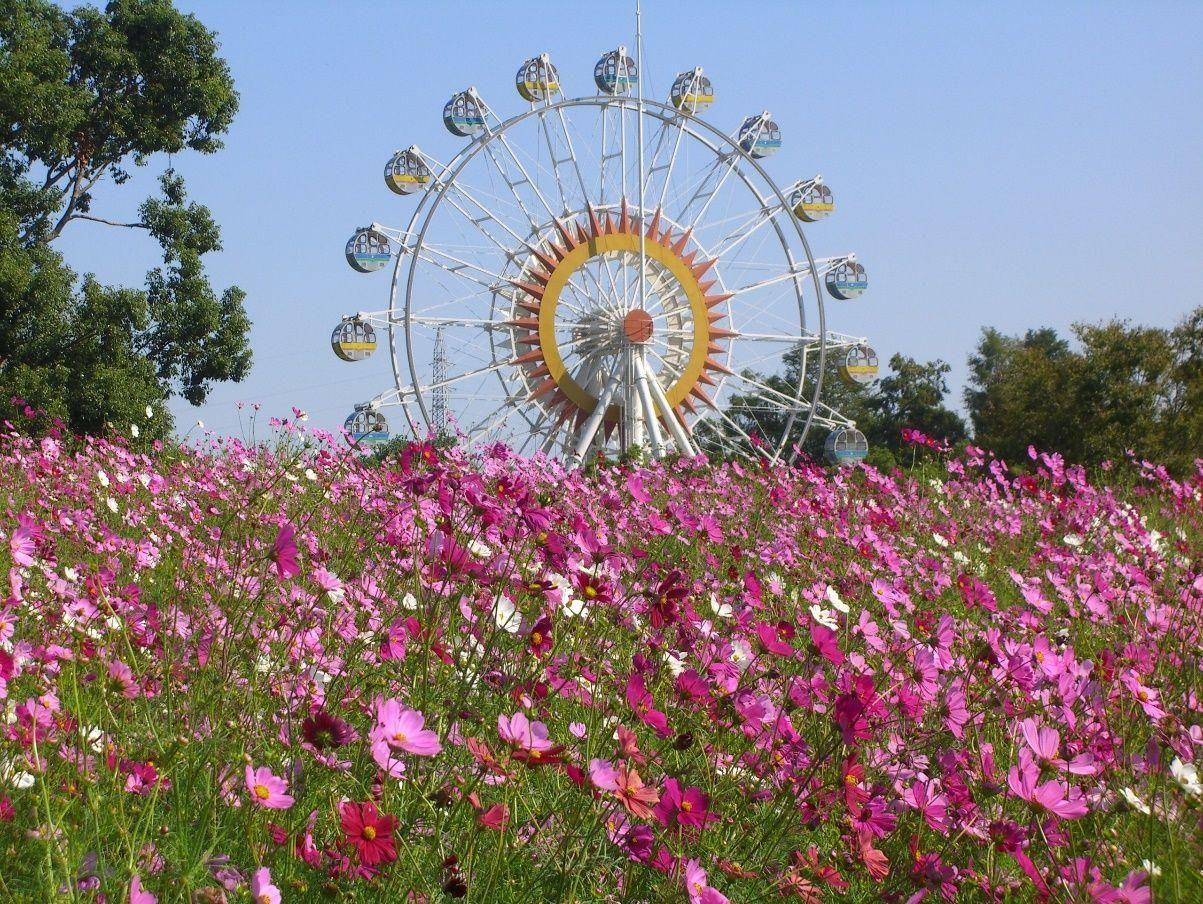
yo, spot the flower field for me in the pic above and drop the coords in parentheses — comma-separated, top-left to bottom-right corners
(1, 425, 1201, 902)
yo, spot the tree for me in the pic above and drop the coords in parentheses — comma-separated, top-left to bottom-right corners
(862, 354, 967, 452)
(964, 311, 1203, 473)
(712, 347, 964, 466)
(0, 0, 249, 441)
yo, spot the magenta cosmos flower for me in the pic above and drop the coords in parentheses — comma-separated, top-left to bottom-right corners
(271, 524, 299, 579)
(245, 765, 294, 809)
(654, 777, 715, 830)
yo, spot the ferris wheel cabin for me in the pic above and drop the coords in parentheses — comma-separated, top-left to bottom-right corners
(737, 114, 782, 158)
(594, 48, 638, 95)
(331, 319, 378, 362)
(669, 68, 715, 113)
(516, 55, 561, 102)
(443, 91, 487, 137)
(384, 148, 432, 195)
(825, 260, 868, 300)
(790, 181, 835, 222)
(345, 228, 392, 273)
(345, 408, 390, 445)
(839, 345, 880, 386)
(824, 427, 869, 465)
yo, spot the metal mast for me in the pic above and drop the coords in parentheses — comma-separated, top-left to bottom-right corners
(432, 326, 449, 438)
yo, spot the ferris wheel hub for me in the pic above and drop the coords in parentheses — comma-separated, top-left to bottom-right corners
(622, 309, 654, 344)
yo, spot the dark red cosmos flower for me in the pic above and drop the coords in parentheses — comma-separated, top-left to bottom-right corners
(340, 800, 398, 866)
(649, 569, 688, 629)
(573, 572, 611, 605)
(302, 710, 354, 750)
(527, 615, 553, 656)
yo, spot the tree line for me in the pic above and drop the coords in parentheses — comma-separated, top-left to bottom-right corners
(721, 307, 1203, 475)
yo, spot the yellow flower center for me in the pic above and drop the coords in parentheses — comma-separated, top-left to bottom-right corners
(362, 825, 377, 841)
(584, 586, 597, 599)
(681, 800, 693, 812)
(254, 784, 271, 800)
(393, 732, 408, 744)
(531, 631, 543, 646)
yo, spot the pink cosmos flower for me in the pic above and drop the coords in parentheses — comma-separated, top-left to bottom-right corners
(497, 711, 553, 753)
(9, 521, 37, 567)
(626, 673, 671, 738)
(1007, 755, 1087, 820)
(250, 867, 281, 904)
(591, 758, 659, 819)
(1018, 718, 1096, 775)
(684, 859, 730, 904)
(271, 524, 299, 579)
(809, 622, 845, 665)
(370, 698, 442, 771)
(129, 874, 156, 904)
(245, 765, 294, 809)
(108, 660, 139, 699)
(901, 778, 950, 834)
(1121, 671, 1166, 721)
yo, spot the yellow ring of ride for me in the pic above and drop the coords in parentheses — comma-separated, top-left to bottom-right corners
(537, 232, 711, 417)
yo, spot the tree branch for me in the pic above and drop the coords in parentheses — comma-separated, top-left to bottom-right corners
(72, 214, 146, 229)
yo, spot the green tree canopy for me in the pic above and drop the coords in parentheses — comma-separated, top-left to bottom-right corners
(965, 309, 1203, 473)
(0, 0, 249, 441)
(711, 345, 965, 467)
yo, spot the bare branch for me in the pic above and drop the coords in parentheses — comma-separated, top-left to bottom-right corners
(72, 214, 146, 229)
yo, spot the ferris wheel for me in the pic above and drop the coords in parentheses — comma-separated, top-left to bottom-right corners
(333, 45, 878, 465)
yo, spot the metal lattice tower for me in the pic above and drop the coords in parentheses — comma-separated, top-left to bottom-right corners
(432, 326, 449, 438)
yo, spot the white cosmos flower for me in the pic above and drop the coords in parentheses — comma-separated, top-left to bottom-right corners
(663, 650, 686, 677)
(145, 405, 154, 418)
(1120, 787, 1150, 815)
(400, 593, 418, 610)
(1063, 534, 1084, 548)
(1141, 860, 1162, 877)
(560, 594, 589, 618)
(468, 539, 493, 559)
(494, 595, 521, 634)
(932, 533, 949, 549)
(729, 638, 753, 671)
(130, 424, 139, 438)
(710, 594, 733, 619)
(304, 468, 318, 481)
(83, 726, 106, 753)
(97, 470, 110, 488)
(825, 585, 850, 614)
(809, 604, 838, 630)
(106, 497, 118, 513)
(1170, 758, 1203, 797)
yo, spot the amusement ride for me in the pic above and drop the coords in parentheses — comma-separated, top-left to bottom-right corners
(332, 21, 878, 466)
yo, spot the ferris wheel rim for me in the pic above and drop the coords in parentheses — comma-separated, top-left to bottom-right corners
(392, 94, 828, 463)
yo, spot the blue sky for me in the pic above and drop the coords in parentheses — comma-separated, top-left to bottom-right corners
(54, 1, 1203, 441)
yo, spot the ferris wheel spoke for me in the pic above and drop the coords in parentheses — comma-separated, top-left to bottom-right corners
(709, 201, 790, 259)
(477, 140, 548, 233)
(442, 188, 530, 256)
(415, 246, 509, 292)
